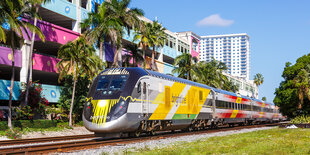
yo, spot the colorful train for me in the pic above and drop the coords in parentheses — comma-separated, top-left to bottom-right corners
(83, 67, 284, 136)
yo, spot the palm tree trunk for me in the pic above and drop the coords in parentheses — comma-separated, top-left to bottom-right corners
(151, 46, 158, 71)
(143, 45, 146, 69)
(69, 68, 77, 127)
(8, 34, 16, 129)
(117, 47, 122, 67)
(112, 47, 119, 67)
(99, 41, 103, 60)
(25, 6, 39, 106)
(187, 71, 190, 80)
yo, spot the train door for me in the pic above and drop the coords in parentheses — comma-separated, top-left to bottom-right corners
(141, 81, 149, 116)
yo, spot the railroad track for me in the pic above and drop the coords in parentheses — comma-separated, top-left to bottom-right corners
(0, 134, 95, 146)
(0, 123, 281, 155)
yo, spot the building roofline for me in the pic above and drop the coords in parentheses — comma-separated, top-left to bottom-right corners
(175, 31, 201, 39)
(201, 33, 249, 38)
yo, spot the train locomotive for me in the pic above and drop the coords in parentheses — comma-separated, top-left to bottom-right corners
(83, 67, 284, 136)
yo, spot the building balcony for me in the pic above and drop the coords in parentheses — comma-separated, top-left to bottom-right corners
(81, 7, 89, 21)
(0, 46, 22, 67)
(23, 18, 80, 45)
(0, 79, 60, 102)
(42, 0, 77, 20)
(32, 53, 60, 73)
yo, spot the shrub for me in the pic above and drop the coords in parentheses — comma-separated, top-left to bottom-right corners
(18, 81, 49, 119)
(290, 115, 310, 124)
(4, 128, 23, 139)
(0, 120, 57, 130)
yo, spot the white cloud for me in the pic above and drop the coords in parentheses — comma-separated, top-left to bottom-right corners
(196, 14, 234, 27)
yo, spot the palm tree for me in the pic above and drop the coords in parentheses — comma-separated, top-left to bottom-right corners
(149, 20, 167, 71)
(0, 8, 6, 43)
(293, 65, 310, 109)
(123, 43, 144, 67)
(223, 80, 239, 93)
(172, 53, 198, 80)
(81, 3, 123, 61)
(56, 37, 101, 127)
(1, 0, 45, 129)
(24, 0, 51, 107)
(134, 21, 153, 69)
(104, 0, 144, 67)
(254, 73, 264, 87)
(194, 59, 228, 89)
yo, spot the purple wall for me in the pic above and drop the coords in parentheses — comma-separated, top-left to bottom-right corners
(22, 18, 80, 45)
(0, 46, 22, 67)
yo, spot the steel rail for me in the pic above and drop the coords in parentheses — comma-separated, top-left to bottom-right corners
(0, 134, 95, 146)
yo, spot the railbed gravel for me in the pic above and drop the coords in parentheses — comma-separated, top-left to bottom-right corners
(59, 126, 276, 155)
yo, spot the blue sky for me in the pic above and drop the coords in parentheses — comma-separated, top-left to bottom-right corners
(130, 0, 310, 102)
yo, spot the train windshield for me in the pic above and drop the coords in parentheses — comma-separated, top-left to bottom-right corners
(96, 75, 128, 92)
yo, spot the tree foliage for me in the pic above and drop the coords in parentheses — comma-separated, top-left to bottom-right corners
(172, 53, 198, 80)
(57, 75, 91, 123)
(254, 73, 264, 87)
(123, 43, 144, 67)
(56, 36, 103, 126)
(0, 0, 45, 129)
(173, 56, 239, 92)
(274, 54, 310, 118)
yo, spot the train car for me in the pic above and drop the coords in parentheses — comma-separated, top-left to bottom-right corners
(83, 67, 283, 136)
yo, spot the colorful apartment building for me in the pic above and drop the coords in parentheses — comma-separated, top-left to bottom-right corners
(0, 0, 196, 107)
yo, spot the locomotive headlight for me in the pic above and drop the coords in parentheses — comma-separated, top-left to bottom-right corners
(98, 100, 108, 107)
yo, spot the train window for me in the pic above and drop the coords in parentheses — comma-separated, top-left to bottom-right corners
(199, 91, 203, 101)
(143, 82, 147, 94)
(96, 76, 111, 91)
(137, 82, 141, 93)
(206, 99, 212, 106)
(109, 75, 128, 91)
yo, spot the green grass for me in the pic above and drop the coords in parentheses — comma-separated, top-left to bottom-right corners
(0, 121, 84, 139)
(125, 128, 310, 155)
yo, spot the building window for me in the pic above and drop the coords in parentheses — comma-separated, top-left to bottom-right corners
(81, 0, 87, 9)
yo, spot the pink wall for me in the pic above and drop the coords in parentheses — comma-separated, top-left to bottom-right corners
(22, 18, 80, 45)
(32, 53, 60, 73)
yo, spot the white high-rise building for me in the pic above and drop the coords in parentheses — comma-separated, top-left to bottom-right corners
(199, 33, 250, 80)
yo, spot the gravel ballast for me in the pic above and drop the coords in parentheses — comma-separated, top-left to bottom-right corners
(61, 126, 276, 155)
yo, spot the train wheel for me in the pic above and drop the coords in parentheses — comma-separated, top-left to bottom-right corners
(148, 130, 156, 136)
(129, 131, 141, 137)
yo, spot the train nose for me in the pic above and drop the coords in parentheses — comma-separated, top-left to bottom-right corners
(83, 113, 134, 133)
